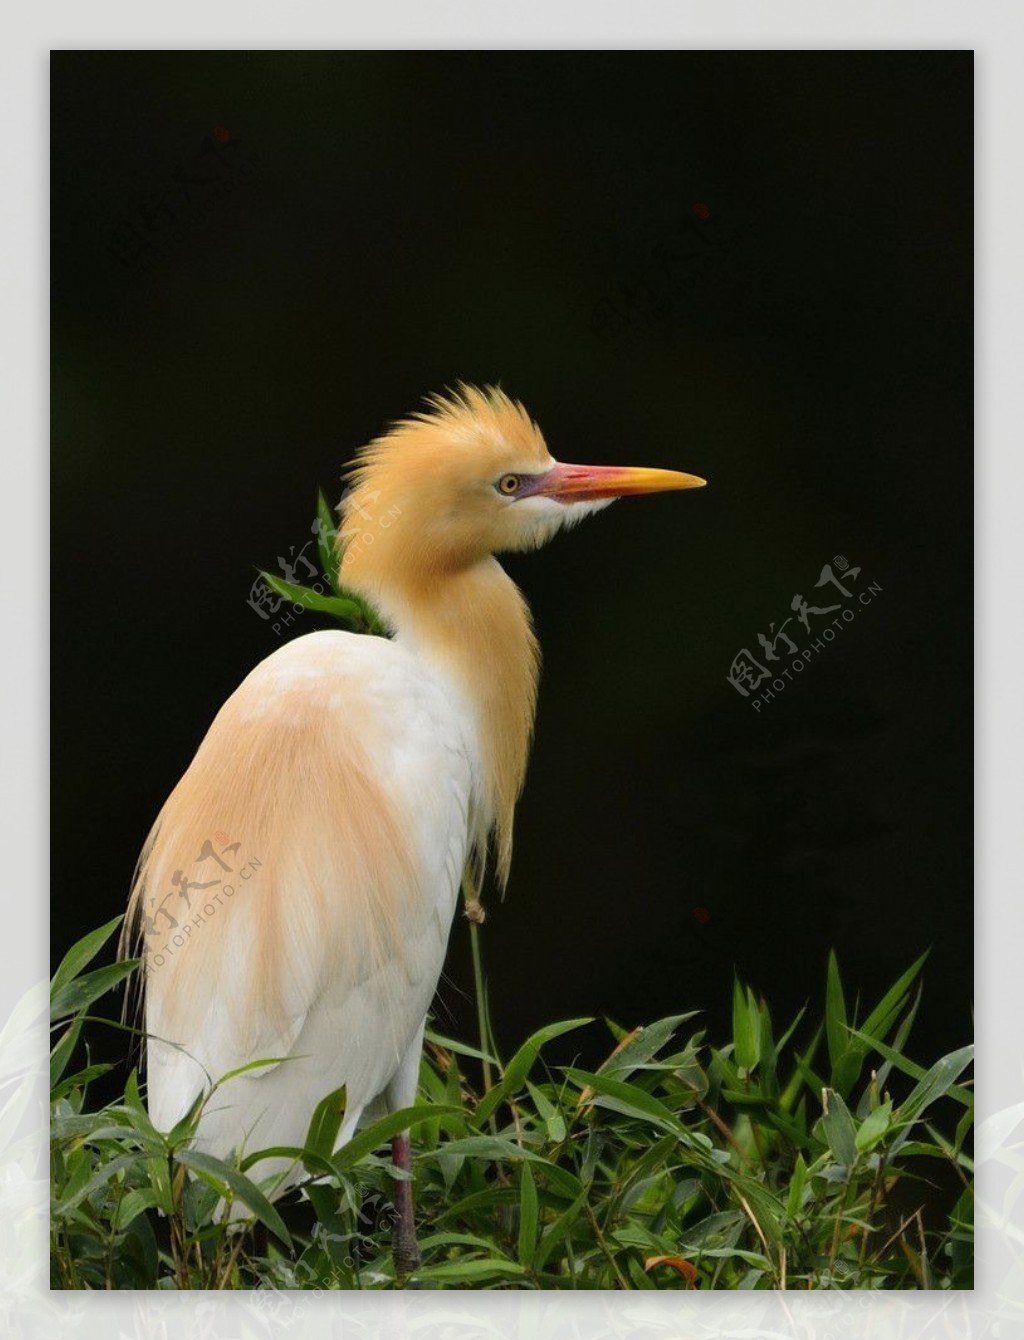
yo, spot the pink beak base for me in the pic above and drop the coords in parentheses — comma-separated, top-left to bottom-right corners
(529, 462, 707, 503)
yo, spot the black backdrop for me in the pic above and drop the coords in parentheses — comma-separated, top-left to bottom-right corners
(51, 51, 972, 1084)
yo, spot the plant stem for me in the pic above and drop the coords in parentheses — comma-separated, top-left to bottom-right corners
(462, 867, 495, 1098)
(585, 1200, 630, 1289)
(469, 920, 494, 1097)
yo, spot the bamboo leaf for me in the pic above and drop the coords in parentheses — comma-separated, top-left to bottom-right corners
(598, 1013, 697, 1077)
(50, 960, 140, 1022)
(51, 1152, 139, 1216)
(330, 1104, 462, 1172)
(50, 1015, 84, 1089)
(732, 978, 759, 1072)
(428, 1135, 583, 1200)
(855, 1098, 893, 1153)
(175, 1148, 292, 1247)
(860, 951, 929, 1043)
(889, 1045, 974, 1154)
(414, 1256, 526, 1282)
(786, 1152, 808, 1218)
(259, 571, 373, 624)
(475, 1017, 592, 1125)
(303, 1084, 348, 1167)
(564, 1067, 686, 1137)
(315, 487, 340, 589)
(533, 1188, 589, 1270)
(51, 915, 125, 998)
(820, 1087, 858, 1168)
(517, 1160, 539, 1267)
(825, 951, 848, 1077)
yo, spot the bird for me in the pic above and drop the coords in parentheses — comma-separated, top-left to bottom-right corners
(122, 384, 706, 1273)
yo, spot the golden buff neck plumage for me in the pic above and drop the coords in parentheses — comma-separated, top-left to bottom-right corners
(343, 551, 539, 887)
(336, 389, 554, 885)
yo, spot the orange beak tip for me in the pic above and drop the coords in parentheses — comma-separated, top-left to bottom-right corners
(535, 463, 708, 502)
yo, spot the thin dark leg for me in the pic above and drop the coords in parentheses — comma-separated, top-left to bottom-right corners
(390, 1131, 420, 1275)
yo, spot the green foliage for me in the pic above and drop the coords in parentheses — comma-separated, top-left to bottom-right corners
(257, 488, 387, 636)
(50, 919, 973, 1290)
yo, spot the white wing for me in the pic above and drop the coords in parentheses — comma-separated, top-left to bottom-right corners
(128, 629, 472, 1177)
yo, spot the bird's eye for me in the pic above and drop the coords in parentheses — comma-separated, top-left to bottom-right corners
(496, 473, 521, 496)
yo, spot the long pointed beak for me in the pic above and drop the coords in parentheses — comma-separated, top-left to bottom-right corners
(528, 462, 707, 503)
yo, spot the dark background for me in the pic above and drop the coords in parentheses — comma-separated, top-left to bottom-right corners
(51, 52, 972, 1085)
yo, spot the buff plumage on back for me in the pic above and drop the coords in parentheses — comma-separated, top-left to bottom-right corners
(121, 644, 423, 1076)
(337, 385, 548, 887)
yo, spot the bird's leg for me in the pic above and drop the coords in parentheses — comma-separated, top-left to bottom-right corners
(390, 1131, 420, 1275)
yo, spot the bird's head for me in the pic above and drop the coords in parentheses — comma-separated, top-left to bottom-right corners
(338, 385, 706, 584)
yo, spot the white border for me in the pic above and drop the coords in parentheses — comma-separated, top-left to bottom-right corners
(12, 4, 1019, 1335)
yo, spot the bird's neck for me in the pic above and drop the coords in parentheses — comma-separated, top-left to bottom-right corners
(341, 551, 540, 885)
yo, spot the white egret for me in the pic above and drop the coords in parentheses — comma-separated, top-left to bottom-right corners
(123, 385, 706, 1271)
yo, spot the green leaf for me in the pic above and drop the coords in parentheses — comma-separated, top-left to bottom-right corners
(786, 1152, 808, 1218)
(145, 1154, 175, 1215)
(889, 1044, 974, 1154)
(780, 1022, 823, 1110)
(757, 998, 778, 1094)
(330, 1104, 462, 1173)
(303, 1084, 348, 1168)
(860, 951, 929, 1044)
(774, 1002, 808, 1059)
(955, 1099, 975, 1154)
(598, 1013, 697, 1077)
(417, 1230, 508, 1253)
(175, 1149, 292, 1247)
(831, 1046, 865, 1099)
(428, 1135, 582, 1200)
(51, 1152, 139, 1216)
(863, 982, 924, 1105)
(50, 960, 140, 1022)
(517, 1160, 539, 1267)
(51, 915, 125, 999)
(533, 1188, 589, 1271)
(164, 1087, 208, 1147)
(732, 978, 759, 1072)
(525, 1080, 568, 1144)
(424, 1027, 499, 1067)
(825, 951, 848, 1077)
(820, 1087, 858, 1168)
(50, 1015, 84, 1089)
(563, 1068, 686, 1138)
(414, 1256, 526, 1282)
(259, 571, 373, 624)
(855, 1098, 893, 1153)
(238, 1143, 333, 1178)
(475, 1017, 592, 1125)
(113, 1186, 161, 1230)
(121, 1070, 166, 1148)
(211, 1056, 298, 1091)
(847, 1028, 973, 1109)
(316, 488, 340, 589)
